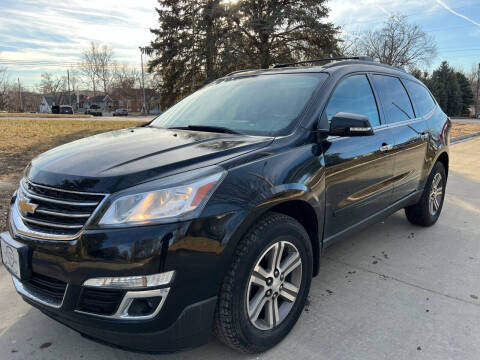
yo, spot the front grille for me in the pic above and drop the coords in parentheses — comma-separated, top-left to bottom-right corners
(17, 179, 106, 238)
(77, 288, 125, 316)
(24, 272, 67, 306)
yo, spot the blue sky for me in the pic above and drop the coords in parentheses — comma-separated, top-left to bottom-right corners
(0, 0, 479, 89)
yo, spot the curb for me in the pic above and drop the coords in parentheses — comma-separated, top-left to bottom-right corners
(452, 132, 480, 144)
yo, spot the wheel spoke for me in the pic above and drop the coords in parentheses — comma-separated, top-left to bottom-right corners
(248, 290, 267, 322)
(281, 252, 301, 276)
(269, 242, 284, 272)
(252, 264, 269, 285)
(280, 281, 299, 302)
(264, 299, 279, 329)
(280, 288, 296, 302)
(282, 281, 299, 295)
(436, 187, 443, 197)
(272, 298, 280, 327)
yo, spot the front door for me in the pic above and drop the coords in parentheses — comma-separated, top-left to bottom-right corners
(321, 74, 396, 238)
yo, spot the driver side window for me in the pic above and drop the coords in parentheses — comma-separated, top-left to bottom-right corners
(326, 75, 380, 127)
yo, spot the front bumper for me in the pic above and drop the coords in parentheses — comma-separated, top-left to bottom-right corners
(3, 204, 239, 352)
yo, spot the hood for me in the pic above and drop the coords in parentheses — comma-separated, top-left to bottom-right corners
(26, 127, 272, 193)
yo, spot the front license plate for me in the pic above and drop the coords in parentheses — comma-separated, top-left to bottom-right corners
(0, 232, 30, 280)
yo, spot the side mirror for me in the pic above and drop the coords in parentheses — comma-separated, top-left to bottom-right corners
(329, 112, 374, 137)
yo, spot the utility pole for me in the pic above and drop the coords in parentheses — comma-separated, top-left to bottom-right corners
(67, 70, 71, 106)
(139, 47, 147, 115)
(17, 78, 22, 113)
(476, 63, 480, 118)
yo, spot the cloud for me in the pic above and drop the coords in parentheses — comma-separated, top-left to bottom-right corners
(0, 0, 159, 83)
(434, 0, 480, 28)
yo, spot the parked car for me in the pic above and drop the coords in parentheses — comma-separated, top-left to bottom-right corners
(113, 108, 128, 116)
(59, 105, 74, 115)
(51, 105, 60, 114)
(1, 57, 450, 354)
(85, 104, 103, 116)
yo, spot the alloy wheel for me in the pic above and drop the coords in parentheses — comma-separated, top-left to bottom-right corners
(246, 241, 302, 331)
(429, 172, 443, 216)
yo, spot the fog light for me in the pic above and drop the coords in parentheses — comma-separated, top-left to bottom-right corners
(83, 271, 175, 289)
(128, 296, 163, 316)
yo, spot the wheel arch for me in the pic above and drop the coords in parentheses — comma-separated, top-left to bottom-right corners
(436, 151, 449, 178)
(268, 200, 321, 277)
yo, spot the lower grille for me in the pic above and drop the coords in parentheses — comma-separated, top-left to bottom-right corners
(16, 179, 107, 239)
(77, 288, 126, 316)
(23, 272, 67, 306)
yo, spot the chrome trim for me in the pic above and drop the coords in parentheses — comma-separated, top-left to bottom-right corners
(83, 271, 175, 289)
(20, 181, 100, 207)
(24, 178, 107, 196)
(10, 179, 110, 241)
(20, 215, 84, 230)
(12, 276, 67, 309)
(75, 288, 170, 320)
(34, 209, 91, 218)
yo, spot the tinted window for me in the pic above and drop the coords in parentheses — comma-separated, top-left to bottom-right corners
(372, 75, 414, 123)
(326, 75, 380, 126)
(150, 73, 327, 136)
(404, 80, 436, 117)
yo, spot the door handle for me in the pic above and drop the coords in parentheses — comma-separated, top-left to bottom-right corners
(380, 143, 394, 152)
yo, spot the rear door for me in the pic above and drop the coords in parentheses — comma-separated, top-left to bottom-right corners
(371, 74, 429, 202)
(322, 74, 396, 238)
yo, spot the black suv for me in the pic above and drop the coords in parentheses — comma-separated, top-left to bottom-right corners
(1, 58, 450, 354)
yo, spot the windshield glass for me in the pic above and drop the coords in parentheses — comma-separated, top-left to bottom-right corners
(150, 73, 327, 136)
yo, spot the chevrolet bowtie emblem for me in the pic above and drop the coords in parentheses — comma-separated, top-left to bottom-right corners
(18, 199, 38, 216)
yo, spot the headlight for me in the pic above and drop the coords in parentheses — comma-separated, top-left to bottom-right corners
(99, 167, 226, 226)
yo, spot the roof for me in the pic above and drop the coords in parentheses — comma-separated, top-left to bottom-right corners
(87, 95, 112, 103)
(225, 59, 418, 83)
(43, 96, 55, 106)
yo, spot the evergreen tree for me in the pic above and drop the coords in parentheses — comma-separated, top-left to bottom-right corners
(455, 71, 474, 115)
(230, 0, 340, 69)
(429, 61, 462, 116)
(147, 0, 340, 108)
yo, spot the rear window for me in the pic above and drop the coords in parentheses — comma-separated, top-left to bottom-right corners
(404, 80, 436, 117)
(372, 75, 415, 123)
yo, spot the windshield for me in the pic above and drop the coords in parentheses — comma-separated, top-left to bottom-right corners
(150, 73, 327, 136)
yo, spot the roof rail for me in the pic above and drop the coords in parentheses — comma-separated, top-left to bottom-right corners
(272, 56, 374, 69)
(225, 69, 258, 76)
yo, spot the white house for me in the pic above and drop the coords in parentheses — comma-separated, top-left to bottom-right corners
(39, 96, 55, 113)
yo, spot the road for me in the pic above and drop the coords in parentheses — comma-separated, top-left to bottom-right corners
(451, 117, 480, 124)
(1, 138, 480, 360)
(1, 115, 156, 122)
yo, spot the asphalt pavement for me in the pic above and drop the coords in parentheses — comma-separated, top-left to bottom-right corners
(1, 138, 480, 360)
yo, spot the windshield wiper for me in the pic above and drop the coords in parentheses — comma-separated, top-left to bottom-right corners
(168, 125, 242, 134)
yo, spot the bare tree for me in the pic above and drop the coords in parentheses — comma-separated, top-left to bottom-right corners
(80, 42, 99, 95)
(356, 15, 437, 69)
(97, 44, 115, 94)
(112, 64, 139, 90)
(79, 41, 115, 95)
(39, 72, 66, 104)
(0, 67, 9, 110)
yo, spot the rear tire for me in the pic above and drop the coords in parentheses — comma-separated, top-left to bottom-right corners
(214, 212, 313, 353)
(405, 162, 447, 227)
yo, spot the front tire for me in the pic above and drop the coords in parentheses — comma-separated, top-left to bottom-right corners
(405, 161, 447, 226)
(214, 212, 313, 353)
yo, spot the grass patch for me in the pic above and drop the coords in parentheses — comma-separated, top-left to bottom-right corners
(451, 122, 480, 139)
(0, 112, 94, 119)
(0, 118, 145, 154)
